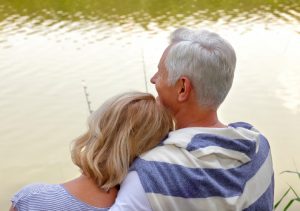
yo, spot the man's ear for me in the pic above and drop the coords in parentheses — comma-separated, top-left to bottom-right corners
(177, 76, 192, 102)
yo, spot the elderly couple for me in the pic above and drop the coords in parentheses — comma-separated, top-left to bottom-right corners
(10, 28, 274, 211)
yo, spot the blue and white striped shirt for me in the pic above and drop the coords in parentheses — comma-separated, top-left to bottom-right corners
(11, 183, 109, 211)
(129, 122, 274, 211)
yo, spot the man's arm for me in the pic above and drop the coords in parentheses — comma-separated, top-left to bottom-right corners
(109, 171, 152, 211)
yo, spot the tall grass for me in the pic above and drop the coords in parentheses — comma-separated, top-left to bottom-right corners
(274, 170, 300, 210)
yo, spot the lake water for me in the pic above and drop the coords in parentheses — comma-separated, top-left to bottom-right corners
(1, 0, 300, 210)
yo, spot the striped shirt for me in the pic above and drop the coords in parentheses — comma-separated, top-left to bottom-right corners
(11, 183, 109, 211)
(121, 122, 274, 211)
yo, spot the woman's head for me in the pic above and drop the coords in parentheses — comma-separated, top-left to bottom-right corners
(71, 92, 173, 190)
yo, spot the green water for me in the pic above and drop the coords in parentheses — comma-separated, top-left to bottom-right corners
(1, 0, 299, 24)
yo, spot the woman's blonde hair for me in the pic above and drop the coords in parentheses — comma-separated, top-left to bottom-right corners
(71, 91, 174, 190)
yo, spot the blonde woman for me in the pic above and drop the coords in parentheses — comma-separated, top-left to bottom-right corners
(10, 92, 173, 211)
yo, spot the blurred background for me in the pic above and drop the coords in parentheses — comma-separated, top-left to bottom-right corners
(0, 0, 300, 210)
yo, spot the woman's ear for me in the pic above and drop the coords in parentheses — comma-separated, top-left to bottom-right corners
(177, 76, 192, 102)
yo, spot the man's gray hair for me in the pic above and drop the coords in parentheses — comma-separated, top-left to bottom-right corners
(165, 28, 236, 108)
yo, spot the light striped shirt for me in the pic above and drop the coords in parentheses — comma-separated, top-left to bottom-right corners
(110, 122, 274, 211)
(11, 183, 109, 211)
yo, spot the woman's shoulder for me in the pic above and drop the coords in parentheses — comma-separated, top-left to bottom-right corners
(13, 183, 58, 197)
(13, 183, 61, 199)
(11, 183, 63, 209)
(11, 183, 110, 211)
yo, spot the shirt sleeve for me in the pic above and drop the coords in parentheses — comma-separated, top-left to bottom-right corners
(11, 184, 34, 209)
(109, 171, 152, 211)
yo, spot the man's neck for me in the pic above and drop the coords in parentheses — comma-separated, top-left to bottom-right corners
(174, 106, 226, 129)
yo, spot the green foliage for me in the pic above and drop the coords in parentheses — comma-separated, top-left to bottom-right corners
(274, 170, 300, 210)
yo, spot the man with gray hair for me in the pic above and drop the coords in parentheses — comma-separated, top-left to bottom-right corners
(110, 28, 274, 211)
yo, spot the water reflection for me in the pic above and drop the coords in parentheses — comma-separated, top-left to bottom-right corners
(277, 72, 300, 113)
(1, 0, 300, 25)
(276, 34, 300, 113)
(1, 0, 300, 44)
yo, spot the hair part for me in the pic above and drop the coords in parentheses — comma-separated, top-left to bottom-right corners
(165, 27, 236, 108)
(71, 92, 173, 190)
